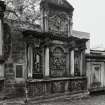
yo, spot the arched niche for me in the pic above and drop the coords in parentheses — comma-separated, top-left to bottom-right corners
(27, 41, 43, 79)
(33, 52, 43, 79)
(53, 47, 64, 56)
(74, 48, 81, 76)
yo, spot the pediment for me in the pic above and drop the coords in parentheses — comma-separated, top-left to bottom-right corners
(41, 0, 74, 11)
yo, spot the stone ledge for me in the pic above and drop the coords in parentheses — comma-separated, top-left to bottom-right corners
(27, 76, 87, 82)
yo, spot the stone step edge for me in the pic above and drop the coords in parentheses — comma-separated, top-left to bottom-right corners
(0, 90, 89, 104)
(27, 90, 89, 104)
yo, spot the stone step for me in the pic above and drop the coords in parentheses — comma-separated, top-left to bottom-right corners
(27, 90, 89, 104)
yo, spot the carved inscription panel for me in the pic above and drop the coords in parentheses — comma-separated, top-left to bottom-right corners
(50, 47, 66, 77)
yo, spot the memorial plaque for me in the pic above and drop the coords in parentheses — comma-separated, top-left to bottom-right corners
(50, 47, 66, 77)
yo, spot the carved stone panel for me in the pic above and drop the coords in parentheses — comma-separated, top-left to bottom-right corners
(68, 78, 87, 92)
(51, 81, 65, 93)
(27, 82, 45, 97)
(50, 47, 66, 77)
(48, 11, 69, 36)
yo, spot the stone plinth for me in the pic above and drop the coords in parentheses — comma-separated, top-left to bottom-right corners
(26, 77, 88, 97)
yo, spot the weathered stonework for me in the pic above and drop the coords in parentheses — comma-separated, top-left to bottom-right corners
(0, 0, 89, 98)
(50, 46, 66, 77)
(26, 77, 87, 97)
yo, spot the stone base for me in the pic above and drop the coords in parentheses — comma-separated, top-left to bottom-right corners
(26, 77, 88, 98)
(1, 81, 25, 99)
(0, 77, 88, 99)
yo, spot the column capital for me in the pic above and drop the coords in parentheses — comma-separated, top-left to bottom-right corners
(0, 1, 6, 19)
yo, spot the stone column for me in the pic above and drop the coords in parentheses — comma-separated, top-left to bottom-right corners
(82, 50, 86, 76)
(40, 7, 48, 32)
(0, 1, 6, 79)
(68, 17, 73, 37)
(0, 64, 4, 77)
(27, 45, 33, 78)
(40, 8, 44, 31)
(45, 47, 49, 77)
(80, 51, 83, 76)
(0, 20, 3, 56)
(70, 50, 74, 76)
(66, 52, 70, 76)
(68, 17, 70, 37)
(70, 19, 73, 35)
(44, 12, 48, 32)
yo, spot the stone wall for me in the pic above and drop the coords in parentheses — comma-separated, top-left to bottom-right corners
(3, 19, 26, 79)
(3, 22, 26, 97)
(11, 29, 26, 63)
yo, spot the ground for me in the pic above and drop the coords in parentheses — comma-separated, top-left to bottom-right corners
(0, 93, 105, 105)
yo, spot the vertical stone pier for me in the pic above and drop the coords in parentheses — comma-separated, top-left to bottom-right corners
(0, 1, 6, 74)
(0, 1, 5, 57)
(45, 47, 50, 77)
(0, 1, 6, 91)
(71, 50, 74, 76)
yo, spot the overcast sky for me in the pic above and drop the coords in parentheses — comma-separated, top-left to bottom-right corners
(68, 0, 105, 49)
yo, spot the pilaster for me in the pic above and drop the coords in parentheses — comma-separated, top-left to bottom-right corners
(44, 47, 50, 77)
(70, 50, 74, 76)
(80, 51, 83, 76)
(66, 51, 70, 76)
(27, 45, 33, 79)
(68, 17, 73, 37)
(0, 1, 6, 57)
(0, 1, 6, 79)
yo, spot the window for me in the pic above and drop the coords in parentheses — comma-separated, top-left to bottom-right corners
(16, 64, 23, 78)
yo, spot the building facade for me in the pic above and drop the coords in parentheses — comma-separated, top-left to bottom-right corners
(0, 0, 89, 97)
(86, 50, 105, 92)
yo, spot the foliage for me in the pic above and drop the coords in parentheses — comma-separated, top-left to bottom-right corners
(4, 0, 41, 24)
